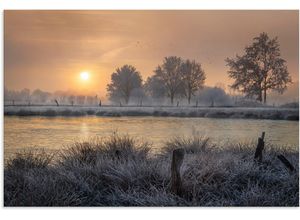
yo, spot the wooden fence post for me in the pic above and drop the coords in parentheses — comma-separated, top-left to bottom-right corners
(277, 154, 295, 172)
(254, 132, 265, 162)
(171, 148, 185, 196)
(54, 99, 59, 106)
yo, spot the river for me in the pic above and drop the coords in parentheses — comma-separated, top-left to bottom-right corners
(4, 116, 298, 156)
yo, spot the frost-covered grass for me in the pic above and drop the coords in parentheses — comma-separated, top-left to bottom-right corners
(4, 105, 299, 120)
(4, 135, 299, 206)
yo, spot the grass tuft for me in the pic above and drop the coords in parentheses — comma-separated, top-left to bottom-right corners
(163, 136, 211, 154)
(5, 150, 53, 170)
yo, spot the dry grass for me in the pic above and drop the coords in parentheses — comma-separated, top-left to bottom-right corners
(4, 135, 299, 206)
(5, 150, 53, 170)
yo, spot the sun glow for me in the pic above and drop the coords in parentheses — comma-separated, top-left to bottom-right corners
(80, 72, 90, 81)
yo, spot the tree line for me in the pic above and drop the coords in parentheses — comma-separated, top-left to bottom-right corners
(4, 88, 101, 106)
(107, 33, 292, 105)
(107, 57, 206, 105)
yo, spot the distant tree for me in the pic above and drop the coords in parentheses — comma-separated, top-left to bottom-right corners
(226, 32, 292, 104)
(153, 56, 183, 104)
(86, 96, 94, 105)
(107, 65, 143, 104)
(68, 95, 75, 106)
(144, 75, 166, 99)
(76, 95, 86, 105)
(181, 59, 206, 104)
(215, 82, 226, 91)
(21, 88, 31, 103)
(31, 89, 50, 103)
(197, 86, 232, 107)
(95, 95, 102, 106)
(130, 87, 146, 106)
(4, 88, 31, 104)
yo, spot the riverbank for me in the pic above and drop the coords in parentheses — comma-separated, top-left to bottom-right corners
(4, 135, 299, 206)
(4, 106, 299, 120)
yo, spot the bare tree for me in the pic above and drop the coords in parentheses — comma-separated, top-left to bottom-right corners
(181, 59, 206, 104)
(5, 87, 31, 105)
(86, 96, 95, 105)
(107, 65, 143, 105)
(153, 56, 183, 104)
(76, 95, 86, 105)
(31, 89, 50, 103)
(226, 32, 292, 104)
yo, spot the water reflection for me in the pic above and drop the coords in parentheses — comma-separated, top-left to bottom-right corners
(4, 116, 299, 155)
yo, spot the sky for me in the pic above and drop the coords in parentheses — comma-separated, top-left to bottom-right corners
(4, 10, 299, 100)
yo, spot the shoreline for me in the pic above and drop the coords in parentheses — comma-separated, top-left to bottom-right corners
(4, 106, 299, 121)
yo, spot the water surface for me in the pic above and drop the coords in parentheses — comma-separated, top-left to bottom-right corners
(4, 116, 298, 156)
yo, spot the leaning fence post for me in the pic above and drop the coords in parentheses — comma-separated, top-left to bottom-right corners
(54, 99, 59, 106)
(277, 154, 295, 172)
(254, 132, 265, 162)
(171, 148, 185, 196)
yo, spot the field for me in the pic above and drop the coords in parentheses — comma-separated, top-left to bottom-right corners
(4, 135, 299, 206)
(4, 105, 299, 120)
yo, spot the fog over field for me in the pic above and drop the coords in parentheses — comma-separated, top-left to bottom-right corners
(4, 10, 299, 207)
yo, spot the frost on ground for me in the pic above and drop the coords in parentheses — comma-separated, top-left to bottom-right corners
(4, 135, 299, 206)
(4, 105, 299, 120)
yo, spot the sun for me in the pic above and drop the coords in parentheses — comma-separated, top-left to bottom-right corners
(80, 72, 89, 81)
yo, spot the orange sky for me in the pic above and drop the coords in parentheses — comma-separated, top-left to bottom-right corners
(4, 10, 299, 99)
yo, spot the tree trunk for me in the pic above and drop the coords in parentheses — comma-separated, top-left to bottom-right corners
(125, 96, 129, 105)
(263, 88, 267, 104)
(263, 76, 267, 104)
(257, 90, 262, 102)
